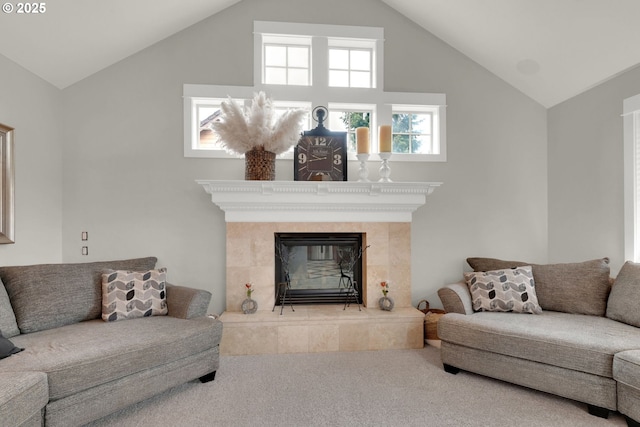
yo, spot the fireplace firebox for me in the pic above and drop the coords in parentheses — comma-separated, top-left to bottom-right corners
(274, 233, 364, 305)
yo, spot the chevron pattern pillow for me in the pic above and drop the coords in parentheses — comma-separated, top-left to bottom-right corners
(464, 266, 542, 314)
(101, 268, 168, 322)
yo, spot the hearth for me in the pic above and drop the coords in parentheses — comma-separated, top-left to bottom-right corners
(274, 233, 364, 305)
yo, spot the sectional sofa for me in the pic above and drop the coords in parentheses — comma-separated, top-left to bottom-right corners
(0, 257, 223, 427)
(437, 258, 640, 426)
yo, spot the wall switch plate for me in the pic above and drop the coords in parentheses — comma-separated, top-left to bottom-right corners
(82, 246, 88, 256)
(81, 231, 88, 241)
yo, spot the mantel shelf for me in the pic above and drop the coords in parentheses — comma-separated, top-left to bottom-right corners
(196, 180, 442, 223)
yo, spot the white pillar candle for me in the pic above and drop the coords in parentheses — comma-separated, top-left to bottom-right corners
(378, 125, 392, 153)
(356, 127, 370, 154)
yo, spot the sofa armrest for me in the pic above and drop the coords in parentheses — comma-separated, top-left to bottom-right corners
(437, 281, 474, 315)
(166, 284, 212, 319)
(0, 371, 48, 427)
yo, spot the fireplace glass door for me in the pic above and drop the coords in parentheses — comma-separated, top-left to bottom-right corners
(275, 233, 363, 305)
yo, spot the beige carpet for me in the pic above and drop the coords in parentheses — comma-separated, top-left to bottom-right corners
(87, 345, 627, 427)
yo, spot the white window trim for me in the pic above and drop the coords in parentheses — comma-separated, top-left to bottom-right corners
(263, 35, 312, 86)
(328, 45, 374, 89)
(183, 21, 447, 162)
(184, 84, 446, 161)
(254, 21, 384, 91)
(624, 93, 640, 261)
(184, 85, 255, 158)
(328, 102, 376, 153)
(254, 21, 384, 100)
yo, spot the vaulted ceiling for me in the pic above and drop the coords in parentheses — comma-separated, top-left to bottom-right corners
(1, 0, 638, 108)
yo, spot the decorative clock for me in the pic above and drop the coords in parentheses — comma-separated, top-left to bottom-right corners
(294, 106, 348, 181)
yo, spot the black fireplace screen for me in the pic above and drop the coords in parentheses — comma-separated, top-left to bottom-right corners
(274, 233, 363, 305)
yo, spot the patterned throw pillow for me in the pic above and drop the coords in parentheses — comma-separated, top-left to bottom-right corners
(464, 266, 542, 314)
(101, 268, 168, 322)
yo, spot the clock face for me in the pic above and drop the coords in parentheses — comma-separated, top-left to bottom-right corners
(294, 135, 347, 181)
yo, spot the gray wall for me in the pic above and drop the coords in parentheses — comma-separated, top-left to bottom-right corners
(0, 55, 63, 265)
(548, 64, 640, 276)
(56, 0, 547, 314)
(5, 0, 638, 314)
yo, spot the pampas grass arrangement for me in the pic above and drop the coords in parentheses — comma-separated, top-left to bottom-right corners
(211, 92, 306, 155)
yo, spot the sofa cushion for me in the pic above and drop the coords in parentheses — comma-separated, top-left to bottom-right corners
(0, 257, 157, 334)
(438, 311, 640, 378)
(0, 278, 19, 338)
(102, 268, 168, 322)
(467, 257, 611, 316)
(607, 261, 640, 327)
(466, 257, 527, 272)
(2, 316, 222, 400)
(464, 266, 541, 314)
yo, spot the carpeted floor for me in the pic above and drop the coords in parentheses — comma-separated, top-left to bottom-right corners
(87, 345, 627, 427)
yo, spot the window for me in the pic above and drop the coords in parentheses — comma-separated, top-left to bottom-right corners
(328, 104, 374, 152)
(329, 48, 372, 88)
(328, 37, 376, 89)
(263, 35, 311, 86)
(184, 21, 446, 161)
(197, 100, 224, 150)
(624, 93, 640, 261)
(392, 106, 439, 155)
(187, 89, 312, 154)
(392, 112, 432, 154)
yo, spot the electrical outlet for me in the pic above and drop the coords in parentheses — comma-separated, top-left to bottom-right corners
(81, 231, 88, 241)
(82, 246, 88, 256)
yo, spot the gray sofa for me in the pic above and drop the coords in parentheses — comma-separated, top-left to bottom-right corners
(437, 257, 640, 427)
(0, 257, 223, 427)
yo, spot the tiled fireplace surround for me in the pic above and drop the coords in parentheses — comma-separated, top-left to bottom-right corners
(198, 180, 440, 355)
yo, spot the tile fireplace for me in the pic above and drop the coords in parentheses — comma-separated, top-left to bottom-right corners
(197, 180, 441, 355)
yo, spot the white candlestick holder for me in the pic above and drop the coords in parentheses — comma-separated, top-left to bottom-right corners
(378, 152, 392, 182)
(356, 153, 370, 182)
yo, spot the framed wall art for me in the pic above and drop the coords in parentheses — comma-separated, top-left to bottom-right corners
(0, 123, 14, 244)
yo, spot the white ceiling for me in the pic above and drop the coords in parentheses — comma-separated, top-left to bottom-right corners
(0, 0, 241, 89)
(1, 0, 639, 108)
(382, 0, 640, 107)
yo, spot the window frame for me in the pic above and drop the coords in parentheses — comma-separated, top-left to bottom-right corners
(327, 102, 376, 153)
(262, 34, 312, 86)
(624, 93, 640, 261)
(184, 85, 255, 158)
(328, 46, 373, 88)
(184, 85, 446, 161)
(391, 105, 439, 156)
(183, 21, 447, 162)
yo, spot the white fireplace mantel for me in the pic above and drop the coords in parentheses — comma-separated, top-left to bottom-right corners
(196, 180, 442, 222)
